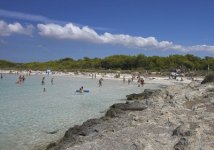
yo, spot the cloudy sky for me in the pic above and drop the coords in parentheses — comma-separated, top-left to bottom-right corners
(0, 0, 214, 62)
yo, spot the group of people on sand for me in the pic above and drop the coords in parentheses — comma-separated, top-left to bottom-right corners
(16, 75, 25, 84)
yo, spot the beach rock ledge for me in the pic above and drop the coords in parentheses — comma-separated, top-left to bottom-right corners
(46, 81, 214, 150)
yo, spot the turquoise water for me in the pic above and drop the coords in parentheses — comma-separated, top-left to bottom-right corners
(0, 74, 162, 150)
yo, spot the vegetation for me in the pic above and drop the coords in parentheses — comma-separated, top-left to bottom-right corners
(0, 54, 213, 73)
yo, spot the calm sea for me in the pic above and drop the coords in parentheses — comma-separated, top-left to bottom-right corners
(0, 74, 163, 150)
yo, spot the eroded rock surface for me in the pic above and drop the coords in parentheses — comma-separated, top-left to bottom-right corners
(46, 81, 214, 150)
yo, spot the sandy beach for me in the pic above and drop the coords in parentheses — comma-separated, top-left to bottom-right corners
(1, 1, 214, 150)
(2, 69, 209, 150)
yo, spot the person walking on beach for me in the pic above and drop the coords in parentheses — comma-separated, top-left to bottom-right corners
(123, 76, 125, 83)
(0, 73, 3, 79)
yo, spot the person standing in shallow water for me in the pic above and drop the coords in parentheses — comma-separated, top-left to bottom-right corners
(98, 78, 103, 87)
(51, 78, 54, 85)
(22, 75, 25, 82)
(41, 77, 45, 85)
(0, 73, 3, 79)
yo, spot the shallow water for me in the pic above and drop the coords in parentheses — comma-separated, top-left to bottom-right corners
(0, 74, 163, 150)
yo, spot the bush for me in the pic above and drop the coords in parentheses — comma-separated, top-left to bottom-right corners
(201, 73, 214, 84)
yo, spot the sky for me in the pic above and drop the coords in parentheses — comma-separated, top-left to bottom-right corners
(0, 0, 214, 62)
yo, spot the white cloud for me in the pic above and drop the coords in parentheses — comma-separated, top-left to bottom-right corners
(37, 22, 214, 52)
(0, 20, 33, 36)
(37, 23, 102, 42)
(0, 9, 67, 24)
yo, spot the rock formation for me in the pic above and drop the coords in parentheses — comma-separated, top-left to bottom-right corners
(46, 81, 214, 150)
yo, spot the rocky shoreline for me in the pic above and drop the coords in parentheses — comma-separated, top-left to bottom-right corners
(45, 81, 214, 150)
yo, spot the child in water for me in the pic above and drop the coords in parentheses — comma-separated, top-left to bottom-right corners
(79, 86, 83, 93)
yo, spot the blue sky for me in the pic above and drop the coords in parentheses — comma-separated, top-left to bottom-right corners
(0, 0, 214, 62)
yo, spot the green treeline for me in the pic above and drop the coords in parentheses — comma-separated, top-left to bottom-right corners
(0, 54, 213, 72)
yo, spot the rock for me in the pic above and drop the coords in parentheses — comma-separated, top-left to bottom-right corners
(174, 138, 188, 150)
(172, 125, 191, 137)
(46, 142, 57, 150)
(126, 89, 161, 100)
(46, 83, 214, 150)
(64, 118, 101, 138)
(111, 101, 147, 111)
(130, 140, 145, 150)
(105, 108, 124, 118)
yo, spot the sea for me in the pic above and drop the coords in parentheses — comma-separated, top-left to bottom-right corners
(0, 74, 164, 150)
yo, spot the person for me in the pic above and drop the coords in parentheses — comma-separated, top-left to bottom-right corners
(29, 69, 32, 76)
(51, 78, 54, 85)
(22, 75, 25, 81)
(128, 79, 131, 84)
(123, 76, 125, 83)
(43, 88, 46, 92)
(19, 75, 22, 80)
(79, 86, 83, 93)
(0, 73, 3, 79)
(140, 79, 144, 86)
(41, 77, 45, 85)
(16, 75, 23, 84)
(99, 78, 103, 87)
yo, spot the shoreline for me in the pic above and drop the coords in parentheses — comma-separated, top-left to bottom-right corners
(44, 88, 164, 150)
(43, 80, 194, 150)
(0, 69, 198, 83)
(43, 79, 214, 150)
(1, 69, 205, 150)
